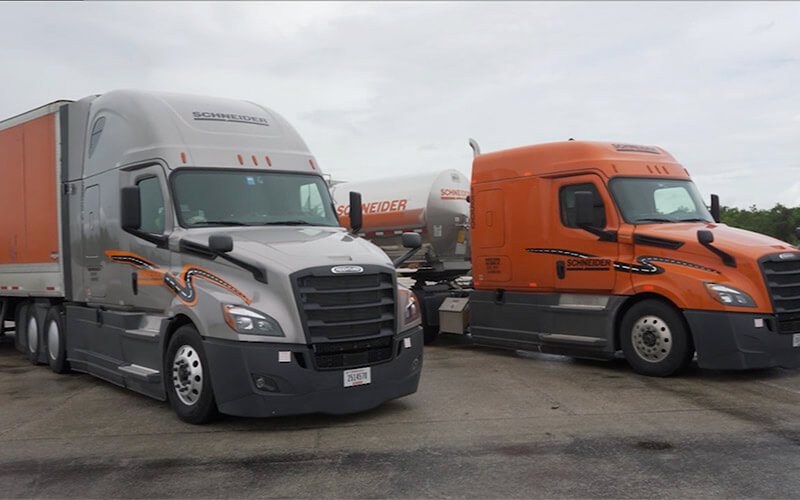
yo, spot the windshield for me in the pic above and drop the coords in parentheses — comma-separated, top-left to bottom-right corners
(172, 169, 339, 228)
(609, 177, 713, 224)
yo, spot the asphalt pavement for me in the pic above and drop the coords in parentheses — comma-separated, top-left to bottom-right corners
(1, 331, 799, 498)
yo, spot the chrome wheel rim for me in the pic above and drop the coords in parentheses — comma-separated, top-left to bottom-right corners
(631, 315, 672, 363)
(47, 320, 60, 361)
(27, 315, 38, 354)
(172, 345, 203, 406)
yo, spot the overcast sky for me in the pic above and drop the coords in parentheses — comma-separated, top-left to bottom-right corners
(2, 1, 799, 209)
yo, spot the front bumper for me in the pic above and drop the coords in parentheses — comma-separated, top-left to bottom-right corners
(202, 326, 423, 418)
(685, 310, 800, 370)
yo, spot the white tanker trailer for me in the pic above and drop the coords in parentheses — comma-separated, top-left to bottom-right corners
(330, 169, 472, 342)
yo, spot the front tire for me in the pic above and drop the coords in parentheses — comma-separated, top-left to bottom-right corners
(45, 306, 70, 374)
(620, 300, 694, 377)
(165, 325, 219, 424)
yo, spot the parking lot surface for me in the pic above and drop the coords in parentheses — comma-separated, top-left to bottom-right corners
(1, 331, 799, 498)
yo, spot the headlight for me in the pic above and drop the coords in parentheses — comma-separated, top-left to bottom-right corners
(222, 304, 285, 336)
(397, 286, 421, 330)
(703, 282, 756, 308)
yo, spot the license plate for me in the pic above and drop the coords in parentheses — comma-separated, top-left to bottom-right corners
(794, 334, 800, 348)
(344, 367, 371, 387)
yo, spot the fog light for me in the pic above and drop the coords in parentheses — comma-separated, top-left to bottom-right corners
(253, 375, 279, 392)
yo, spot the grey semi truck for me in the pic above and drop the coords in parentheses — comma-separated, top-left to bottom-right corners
(0, 90, 423, 423)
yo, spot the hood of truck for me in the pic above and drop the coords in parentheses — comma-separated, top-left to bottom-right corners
(633, 223, 798, 263)
(180, 226, 392, 272)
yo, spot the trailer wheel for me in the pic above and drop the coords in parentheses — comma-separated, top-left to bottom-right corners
(25, 305, 42, 365)
(45, 306, 70, 374)
(165, 325, 219, 424)
(620, 300, 694, 377)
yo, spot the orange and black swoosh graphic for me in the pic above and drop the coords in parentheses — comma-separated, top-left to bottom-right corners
(105, 251, 251, 306)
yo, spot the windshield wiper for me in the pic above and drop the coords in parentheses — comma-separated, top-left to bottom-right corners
(633, 217, 675, 224)
(677, 218, 709, 223)
(191, 221, 251, 227)
(260, 220, 314, 226)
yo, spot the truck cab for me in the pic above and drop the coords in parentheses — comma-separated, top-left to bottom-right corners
(469, 141, 800, 375)
(2, 90, 423, 423)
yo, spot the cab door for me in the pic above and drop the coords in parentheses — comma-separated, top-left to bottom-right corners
(106, 164, 175, 312)
(550, 174, 620, 293)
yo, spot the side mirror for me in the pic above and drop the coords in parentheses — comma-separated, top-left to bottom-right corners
(697, 229, 714, 245)
(710, 194, 721, 223)
(209, 234, 233, 254)
(120, 186, 141, 230)
(401, 232, 422, 249)
(794, 227, 800, 241)
(349, 191, 363, 234)
(574, 191, 594, 227)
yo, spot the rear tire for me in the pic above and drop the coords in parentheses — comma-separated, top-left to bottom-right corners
(620, 300, 694, 377)
(24, 305, 41, 365)
(164, 325, 219, 424)
(45, 306, 70, 374)
(14, 303, 28, 354)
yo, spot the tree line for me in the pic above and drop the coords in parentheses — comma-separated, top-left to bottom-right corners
(721, 204, 800, 245)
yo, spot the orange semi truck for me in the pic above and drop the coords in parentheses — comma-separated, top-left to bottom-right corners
(469, 140, 800, 376)
(337, 140, 800, 376)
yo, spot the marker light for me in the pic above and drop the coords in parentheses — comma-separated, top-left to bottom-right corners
(237, 154, 244, 165)
(704, 282, 756, 308)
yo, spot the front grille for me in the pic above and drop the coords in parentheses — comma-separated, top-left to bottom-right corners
(292, 266, 397, 369)
(313, 336, 394, 370)
(759, 253, 800, 333)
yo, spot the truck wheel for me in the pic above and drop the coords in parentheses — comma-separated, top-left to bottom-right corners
(45, 306, 70, 374)
(25, 305, 42, 365)
(14, 303, 28, 354)
(165, 325, 219, 424)
(620, 300, 694, 377)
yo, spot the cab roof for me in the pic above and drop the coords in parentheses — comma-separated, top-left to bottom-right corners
(471, 141, 690, 184)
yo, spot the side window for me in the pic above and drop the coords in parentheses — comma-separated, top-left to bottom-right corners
(88, 116, 106, 158)
(559, 183, 606, 228)
(138, 177, 165, 234)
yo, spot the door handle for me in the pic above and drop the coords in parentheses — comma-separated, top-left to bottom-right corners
(556, 260, 565, 279)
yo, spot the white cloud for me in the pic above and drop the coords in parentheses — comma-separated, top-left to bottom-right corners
(1, 1, 800, 208)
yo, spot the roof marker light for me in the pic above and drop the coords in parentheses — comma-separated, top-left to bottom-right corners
(523, 172, 532, 176)
(309, 159, 316, 169)
(180, 152, 187, 164)
(528, 282, 537, 287)
(252, 155, 258, 166)
(265, 156, 272, 167)
(237, 154, 244, 165)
